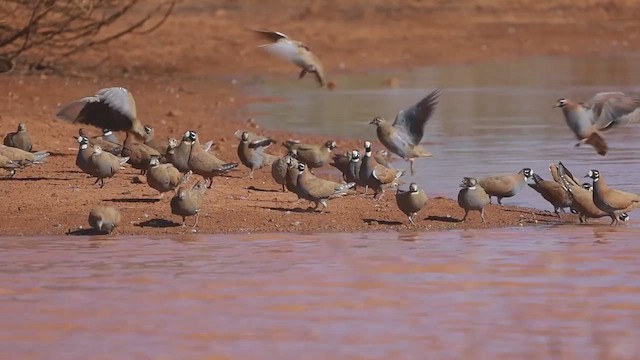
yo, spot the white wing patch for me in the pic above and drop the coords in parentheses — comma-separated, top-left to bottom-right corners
(260, 40, 302, 64)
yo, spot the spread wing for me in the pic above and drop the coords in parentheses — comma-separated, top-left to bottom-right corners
(583, 92, 625, 124)
(56, 87, 137, 132)
(594, 94, 640, 130)
(249, 138, 276, 149)
(252, 29, 290, 42)
(392, 89, 441, 145)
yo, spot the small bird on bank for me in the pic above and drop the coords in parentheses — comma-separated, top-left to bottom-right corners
(188, 131, 238, 188)
(253, 29, 326, 87)
(143, 125, 172, 154)
(170, 181, 206, 228)
(479, 168, 532, 205)
(359, 141, 404, 199)
(147, 157, 187, 195)
(88, 206, 121, 234)
(296, 162, 355, 212)
(586, 169, 640, 226)
(121, 132, 161, 175)
(284, 140, 336, 169)
(76, 136, 95, 176)
(3, 123, 32, 152)
(458, 177, 490, 223)
(528, 172, 572, 217)
(0, 144, 49, 165)
(90, 145, 129, 188)
(285, 156, 302, 196)
(236, 131, 278, 178)
(395, 183, 428, 225)
(554, 92, 640, 156)
(370, 89, 440, 175)
(56, 87, 148, 139)
(167, 132, 193, 173)
(271, 153, 295, 192)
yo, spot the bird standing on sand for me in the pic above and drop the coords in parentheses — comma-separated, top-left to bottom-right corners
(586, 169, 640, 226)
(3, 123, 32, 152)
(479, 168, 532, 205)
(359, 141, 404, 199)
(528, 172, 572, 217)
(170, 181, 206, 228)
(554, 92, 640, 156)
(296, 162, 355, 212)
(236, 131, 278, 178)
(458, 177, 490, 223)
(284, 139, 336, 169)
(147, 157, 186, 195)
(271, 153, 295, 192)
(56, 87, 148, 139)
(88, 206, 121, 234)
(188, 131, 238, 188)
(0, 144, 49, 165)
(395, 183, 428, 225)
(121, 132, 161, 175)
(89, 145, 129, 188)
(370, 89, 440, 175)
(253, 30, 326, 87)
(79, 128, 122, 155)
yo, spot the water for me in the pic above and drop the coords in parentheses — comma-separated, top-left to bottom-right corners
(245, 55, 640, 210)
(1, 228, 639, 359)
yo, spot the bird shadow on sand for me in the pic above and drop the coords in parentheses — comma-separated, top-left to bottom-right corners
(260, 206, 314, 213)
(363, 218, 403, 226)
(0, 176, 72, 181)
(105, 198, 161, 203)
(136, 218, 181, 228)
(247, 186, 280, 193)
(425, 215, 460, 223)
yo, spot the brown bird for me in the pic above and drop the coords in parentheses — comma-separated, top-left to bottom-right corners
(0, 145, 49, 165)
(56, 87, 148, 139)
(147, 157, 186, 195)
(284, 140, 336, 169)
(528, 173, 572, 217)
(360, 141, 404, 199)
(296, 162, 355, 212)
(330, 151, 350, 179)
(188, 131, 238, 188)
(271, 153, 294, 192)
(374, 149, 395, 168)
(75, 136, 95, 176)
(458, 177, 491, 223)
(143, 125, 172, 154)
(395, 183, 428, 225)
(586, 169, 640, 226)
(0, 154, 20, 170)
(79, 128, 122, 156)
(236, 131, 278, 178)
(90, 145, 129, 187)
(88, 206, 121, 234)
(370, 89, 440, 175)
(166, 132, 193, 173)
(121, 132, 161, 175)
(170, 181, 206, 228)
(554, 93, 640, 156)
(253, 29, 326, 87)
(3, 123, 32, 152)
(479, 168, 532, 205)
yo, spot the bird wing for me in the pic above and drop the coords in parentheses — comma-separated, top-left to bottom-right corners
(557, 162, 580, 187)
(593, 94, 640, 130)
(57, 87, 137, 133)
(56, 96, 100, 122)
(96, 87, 138, 121)
(392, 89, 441, 145)
(582, 92, 625, 123)
(252, 29, 290, 42)
(259, 41, 302, 65)
(249, 138, 275, 149)
(604, 189, 640, 209)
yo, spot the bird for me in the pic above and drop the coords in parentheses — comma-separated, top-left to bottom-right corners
(528, 172, 572, 217)
(75, 135, 95, 176)
(253, 29, 326, 87)
(3, 123, 32, 151)
(329, 151, 351, 180)
(395, 183, 428, 225)
(89, 145, 129, 187)
(554, 92, 640, 156)
(295, 162, 355, 212)
(479, 168, 532, 205)
(166, 132, 193, 173)
(284, 139, 337, 169)
(121, 131, 161, 175)
(79, 128, 122, 155)
(100, 128, 120, 144)
(187, 131, 238, 188)
(346, 150, 366, 191)
(88, 206, 121, 234)
(236, 131, 278, 178)
(458, 177, 491, 223)
(271, 153, 294, 192)
(56, 87, 148, 139)
(285, 156, 301, 195)
(369, 88, 440, 175)
(147, 157, 186, 195)
(374, 149, 395, 168)
(143, 125, 172, 154)
(0, 144, 49, 165)
(0, 154, 20, 171)
(359, 141, 403, 199)
(586, 169, 640, 226)
(170, 181, 206, 228)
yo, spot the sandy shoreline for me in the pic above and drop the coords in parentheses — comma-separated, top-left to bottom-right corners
(1, 0, 638, 236)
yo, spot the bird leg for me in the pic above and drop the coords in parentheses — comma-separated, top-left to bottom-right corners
(207, 177, 213, 189)
(461, 210, 469, 223)
(609, 215, 617, 226)
(282, 184, 286, 192)
(319, 200, 328, 213)
(298, 69, 308, 79)
(181, 217, 186, 228)
(409, 159, 415, 176)
(373, 189, 384, 201)
(192, 212, 200, 229)
(247, 170, 254, 179)
(497, 197, 504, 206)
(408, 214, 416, 226)
(480, 209, 486, 224)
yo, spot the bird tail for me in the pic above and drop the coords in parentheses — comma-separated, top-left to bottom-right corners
(218, 163, 239, 172)
(413, 146, 432, 157)
(583, 132, 608, 156)
(118, 157, 130, 166)
(32, 151, 50, 163)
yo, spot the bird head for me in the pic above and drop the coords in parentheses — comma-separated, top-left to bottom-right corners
(585, 170, 600, 181)
(581, 182, 593, 191)
(92, 145, 103, 155)
(17, 123, 26, 132)
(620, 213, 630, 222)
(241, 132, 250, 142)
(363, 141, 372, 154)
(149, 157, 160, 167)
(554, 99, 568, 108)
(77, 136, 89, 145)
(369, 116, 385, 126)
(460, 177, 478, 188)
(409, 183, 419, 193)
(103, 129, 113, 136)
(325, 140, 337, 150)
(297, 162, 306, 172)
(176, 188, 187, 200)
(522, 168, 532, 179)
(187, 131, 197, 142)
(350, 150, 360, 162)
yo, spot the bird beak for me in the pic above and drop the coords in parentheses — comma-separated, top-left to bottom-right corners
(369, 119, 376, 125)
(584, 174, 589, 178)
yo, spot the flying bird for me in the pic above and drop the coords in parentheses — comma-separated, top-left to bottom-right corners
(253, 29, 326, 87)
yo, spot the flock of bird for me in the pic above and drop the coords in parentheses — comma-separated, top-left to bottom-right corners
(2, 30, 640, 234)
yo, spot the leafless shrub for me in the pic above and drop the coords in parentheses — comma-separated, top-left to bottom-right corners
(0, 0, 176, 69)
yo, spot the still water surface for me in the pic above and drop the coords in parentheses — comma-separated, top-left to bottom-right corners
(245, 55, 640, 210)
(1, 228, 640, 359)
